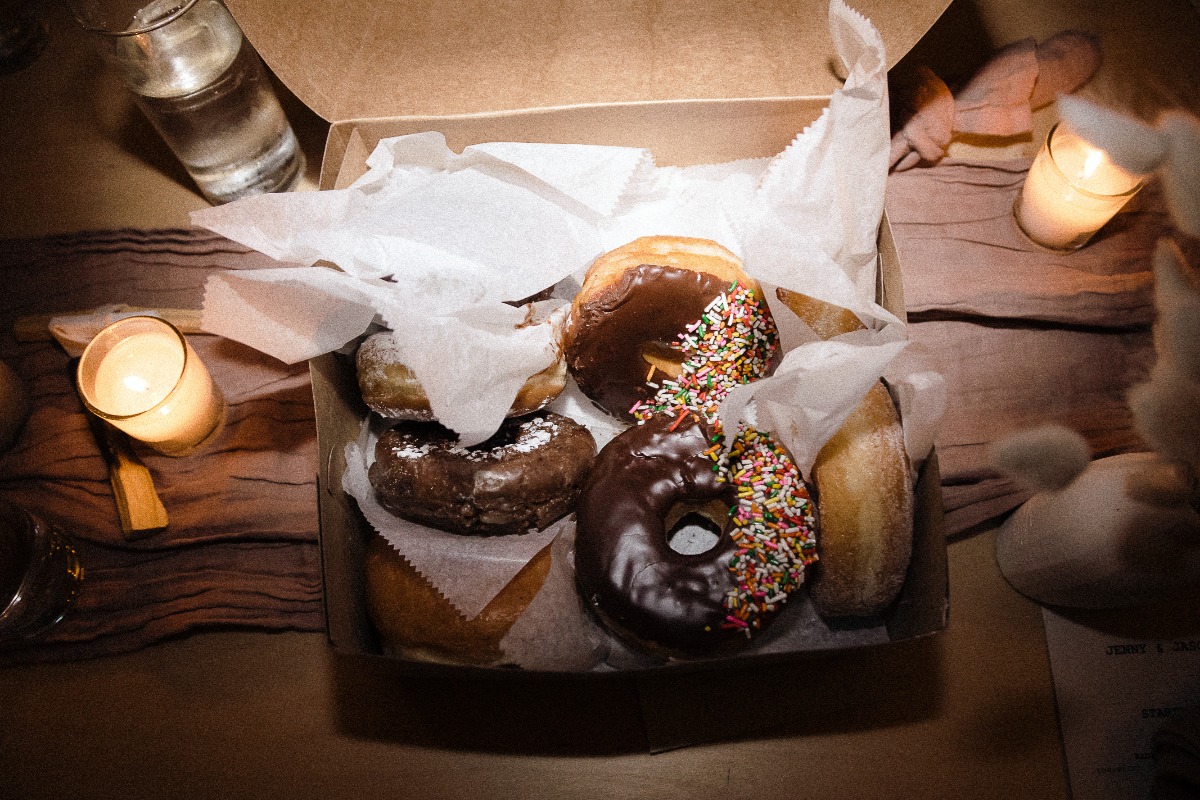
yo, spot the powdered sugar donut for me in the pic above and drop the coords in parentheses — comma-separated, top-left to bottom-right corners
(357, 330, 567, 421)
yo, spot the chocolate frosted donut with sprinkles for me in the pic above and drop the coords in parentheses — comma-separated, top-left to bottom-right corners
(564, 236, 780, 420)
(369, 411, 596, 536)
(574, 413, 817, 656)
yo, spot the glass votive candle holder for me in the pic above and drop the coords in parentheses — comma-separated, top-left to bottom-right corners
(0, 499, 84, 644)
(1013, 122, 1149, 251)
(77, 316, 226, 457)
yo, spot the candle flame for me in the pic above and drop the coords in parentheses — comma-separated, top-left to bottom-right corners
(123, 374, 151, 394)
(1081, 147, 1106, 181)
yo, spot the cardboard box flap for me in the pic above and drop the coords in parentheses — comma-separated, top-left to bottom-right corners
(317, 96, 837, 190)
(226, 0, 951, 123)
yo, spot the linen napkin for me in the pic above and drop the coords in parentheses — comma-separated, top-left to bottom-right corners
(0, 229, 323, 666)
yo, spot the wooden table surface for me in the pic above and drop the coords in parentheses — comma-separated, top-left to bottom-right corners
(2, 0, 1198, 798)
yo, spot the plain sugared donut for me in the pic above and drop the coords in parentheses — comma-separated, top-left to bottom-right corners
(574, 413, 817, 657)
(775, 287, 915, 617)
(357, 330, 567, 420)
(808, 381, 913, 616)
(564, 236, 778, 420)
(369, 411, 596, 536)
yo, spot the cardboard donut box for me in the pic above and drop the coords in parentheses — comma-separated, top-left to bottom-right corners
(229, 0, 952, 675)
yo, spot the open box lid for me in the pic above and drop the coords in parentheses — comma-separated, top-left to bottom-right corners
(225, 0, 951, 122)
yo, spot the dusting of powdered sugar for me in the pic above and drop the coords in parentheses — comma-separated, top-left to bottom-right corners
(388, 440, 437, 460)
(509, 416, 557, 453)
(362, 331, 405, 364)
(386, 415, 561, 462)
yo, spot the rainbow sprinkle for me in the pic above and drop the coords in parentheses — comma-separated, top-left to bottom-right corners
(633, 280, 817, 636)
(711, 428, 817, 635)
(630, 281, 778, 423)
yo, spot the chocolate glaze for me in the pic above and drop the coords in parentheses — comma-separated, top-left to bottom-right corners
(565, 264, 731, 419)
(369, 412, 596, 536)
(574, 414, 744, 655)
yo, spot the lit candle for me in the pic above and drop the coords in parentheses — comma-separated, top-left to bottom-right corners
(77, 316, 225, 456)
(1013, 123, 1148, 251)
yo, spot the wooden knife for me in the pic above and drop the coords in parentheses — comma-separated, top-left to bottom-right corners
(74, 373, 170, 539)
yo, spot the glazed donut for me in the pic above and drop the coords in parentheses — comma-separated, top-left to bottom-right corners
(365, 532, 552, 665)
(574, 413, 817, 656)
(368, 411, 596, 536)
(356, 330, 567, 420)
(564, 236, 779, 420)
(775, 288, 915, 617)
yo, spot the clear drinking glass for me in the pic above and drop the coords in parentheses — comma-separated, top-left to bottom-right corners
(0, 499, 84, 644)
(68, 0, 304, 204)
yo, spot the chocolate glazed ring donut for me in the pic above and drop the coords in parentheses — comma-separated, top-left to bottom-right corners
(563, 235, 779, 420)
(575, 413, 818, 656)
(574, 413, 738, 655)
(565, 264, 734, 419)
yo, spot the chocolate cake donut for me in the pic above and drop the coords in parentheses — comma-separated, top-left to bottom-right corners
(369, 411, 596, 536)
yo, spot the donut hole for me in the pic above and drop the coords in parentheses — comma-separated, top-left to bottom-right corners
(640, 341, 685, 381)
(664, 500, 728, 555)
